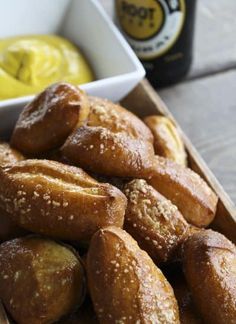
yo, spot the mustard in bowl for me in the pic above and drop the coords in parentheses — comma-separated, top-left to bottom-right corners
(0, 34, 94, 100)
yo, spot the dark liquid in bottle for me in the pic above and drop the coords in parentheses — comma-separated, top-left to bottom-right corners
(115, 0, 197, 87)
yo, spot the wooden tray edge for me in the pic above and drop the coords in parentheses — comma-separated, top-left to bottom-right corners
(121, 79, 236, 243)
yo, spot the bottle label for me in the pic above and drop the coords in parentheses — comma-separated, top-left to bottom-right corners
(116, 0, 186, 59)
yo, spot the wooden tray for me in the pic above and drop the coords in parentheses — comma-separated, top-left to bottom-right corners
(0, 79, 235, 322)
(121, 79, 236, 244)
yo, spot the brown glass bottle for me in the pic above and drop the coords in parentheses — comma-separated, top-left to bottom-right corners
(115, 0, 197, 87)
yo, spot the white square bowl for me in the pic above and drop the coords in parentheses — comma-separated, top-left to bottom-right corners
(0, 0, 145, 138)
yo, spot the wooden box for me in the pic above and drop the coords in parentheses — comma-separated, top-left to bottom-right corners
(121, 79, 236, 244)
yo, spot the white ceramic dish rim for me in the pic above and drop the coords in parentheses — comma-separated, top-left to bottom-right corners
(0, 0, 145, 108)
(0, 72, 141, 108)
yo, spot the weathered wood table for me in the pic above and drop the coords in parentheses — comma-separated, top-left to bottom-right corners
(101, 0, 236, 206)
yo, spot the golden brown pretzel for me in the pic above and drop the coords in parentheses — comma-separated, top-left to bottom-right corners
(183, 230, 236, 324)
(0, 159, 126, 241)
(11, 82, 89, 155)
(87, 97, 153, 142)
(0, 141, 24, 166)
(62, 125, 155, 178)
(144, 115, 187, 166)
(123, 179, 189, 264)
(148, 156, 218, 227)
(0, 236, 85, 324)
(87, 226, 180, 323)
(62, 97, 155, 178)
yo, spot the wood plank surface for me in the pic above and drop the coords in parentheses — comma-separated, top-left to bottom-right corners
(189, 0, 236, 79)
(159, 70, 236, 205)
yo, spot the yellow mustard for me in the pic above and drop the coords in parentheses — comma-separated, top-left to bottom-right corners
(0, 35, 94, 100)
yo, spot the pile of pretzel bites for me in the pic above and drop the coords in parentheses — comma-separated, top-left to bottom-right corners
(0, 83, 235, 324)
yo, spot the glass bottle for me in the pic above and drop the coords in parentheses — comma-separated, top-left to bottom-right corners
(115, 0, 197, 87)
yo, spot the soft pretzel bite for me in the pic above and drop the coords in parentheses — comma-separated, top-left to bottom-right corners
(0, 236, 85, 324)
(88, 97, 153, 143)
(144, 115, 187, 166)
(62, 126, 155, 178)
(0, 159, 126, 241)
(0, 141, 24, 166)
(11, 82, 89, 155)
(87, 226, 180, 324)
(124, 179, 189, 264)
(148, 156, 218, 227)
(62, 97, 155, 178)
(183, 230, 236, 324)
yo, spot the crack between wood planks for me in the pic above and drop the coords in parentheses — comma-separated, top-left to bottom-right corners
(185, 63, 236, 83)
